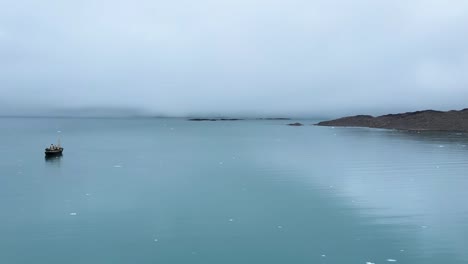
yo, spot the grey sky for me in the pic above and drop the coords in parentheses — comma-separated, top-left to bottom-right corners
(1, 0, 468, 117)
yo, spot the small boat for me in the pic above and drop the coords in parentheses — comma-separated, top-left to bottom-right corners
(45, 138, 63, 157)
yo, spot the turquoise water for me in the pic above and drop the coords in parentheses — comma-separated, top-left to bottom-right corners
(1, 117, 468, 264)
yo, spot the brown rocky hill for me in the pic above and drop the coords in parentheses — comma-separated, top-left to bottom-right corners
(316, 109, 468, 132)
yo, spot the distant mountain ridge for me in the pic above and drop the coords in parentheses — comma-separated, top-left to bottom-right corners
(316, 109, 468, 132)
(0, 106, 148, 118)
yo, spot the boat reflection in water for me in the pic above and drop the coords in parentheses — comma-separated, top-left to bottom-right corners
(45, 153, 63, 161)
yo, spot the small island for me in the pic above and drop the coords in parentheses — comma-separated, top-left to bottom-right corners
(188, 118, 243, 121)
(188, 117, 291, 121)
(287, 122, 304, 126)
(257, 118, 291, 120)
(316, 108, 468, 132)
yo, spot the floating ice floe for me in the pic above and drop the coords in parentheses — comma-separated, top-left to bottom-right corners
(228, 218, 234, 222)
(366, 262, 375, 264)
(321, 254, 326, 257)
(69, 212, 77, 216)
(387, 259, 397, 262)
(154, 238, 158, 242)
(113, 165, 122, 168)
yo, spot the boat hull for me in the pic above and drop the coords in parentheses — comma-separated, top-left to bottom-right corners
(45, 148, 63, 157)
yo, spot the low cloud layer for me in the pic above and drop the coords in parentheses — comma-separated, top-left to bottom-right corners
(1, 0, 468, 117)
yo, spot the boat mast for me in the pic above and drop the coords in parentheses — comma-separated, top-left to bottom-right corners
(57, 131, 61, 148)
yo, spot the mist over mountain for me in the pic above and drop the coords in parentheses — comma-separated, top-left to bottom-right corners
(1, 0, 468, 116)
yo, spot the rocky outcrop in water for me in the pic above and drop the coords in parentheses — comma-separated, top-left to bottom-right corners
(316, 109, 468, 132)
(257, 118, 291, 120)
(188, 118, 243, 121)
(287, 122, 304, 126)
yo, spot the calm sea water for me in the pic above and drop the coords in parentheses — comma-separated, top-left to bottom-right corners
(1, 117, 468, 264)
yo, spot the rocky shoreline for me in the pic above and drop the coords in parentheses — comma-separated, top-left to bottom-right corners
(316, 109, 468, 132)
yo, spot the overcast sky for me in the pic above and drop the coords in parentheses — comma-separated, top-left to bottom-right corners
(1, 0, 468, 117)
